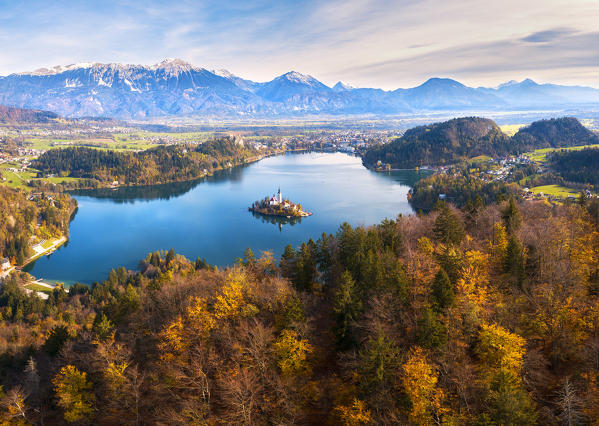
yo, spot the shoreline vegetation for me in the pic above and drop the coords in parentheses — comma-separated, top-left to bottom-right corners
(0, 186, 74, 279)
(30, 136, 278, 191)
(249, 188, 312, 218)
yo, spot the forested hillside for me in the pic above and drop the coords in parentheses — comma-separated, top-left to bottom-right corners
(1, 198, 599, 424)
(363, 117, 598, 169)
(0, 186, 73, 264)
(32, 137, 260, 186)
(511, 117, 599, 151)
(549, 147, 599, 187)
(363, 117, 509, 168)
(0, 105, 59, 123)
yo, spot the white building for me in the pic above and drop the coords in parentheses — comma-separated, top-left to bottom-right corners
(269, 188, 283, 206)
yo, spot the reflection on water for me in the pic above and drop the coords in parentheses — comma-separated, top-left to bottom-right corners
(26, 152, 431, 285)
(250, 210, 303, 231)
(69, 165, 251, 203)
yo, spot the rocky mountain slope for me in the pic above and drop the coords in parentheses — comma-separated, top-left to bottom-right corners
(1, 59, 599, 119)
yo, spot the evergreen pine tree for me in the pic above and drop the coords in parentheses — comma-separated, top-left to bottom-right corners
(433, 202, 465, 246)
(502, 197, 522, 235)
(431, 268, 455, 311)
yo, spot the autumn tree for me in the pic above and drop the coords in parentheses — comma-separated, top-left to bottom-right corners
(53, 365, 95, 423)
(333, 398, 372, 425)
(401, 347, 444, 425)
(273, 329, 312, 376)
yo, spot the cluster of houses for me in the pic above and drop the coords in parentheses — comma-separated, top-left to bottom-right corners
(27, 192, 58, 207)
(485, 155, 539, 182)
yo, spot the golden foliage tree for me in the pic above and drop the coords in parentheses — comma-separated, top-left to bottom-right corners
(52, 365, 95, 423)
(401, 347, 444, 425)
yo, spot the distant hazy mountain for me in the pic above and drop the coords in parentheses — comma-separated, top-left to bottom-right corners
(480, 78, 599, 107)
(395, 78, 506, 109)
(1, 59, 599, 119)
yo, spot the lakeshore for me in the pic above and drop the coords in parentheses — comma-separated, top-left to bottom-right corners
(24, 152, 421, 284)
(0, 236, 67, 285)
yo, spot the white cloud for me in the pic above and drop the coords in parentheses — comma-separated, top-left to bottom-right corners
(1, 0, 599, 88)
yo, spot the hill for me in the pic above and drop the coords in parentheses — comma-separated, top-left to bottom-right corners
(31, 137, 260, 187)
(510, 117, 599, 152)
(549, 147, 599, 187)
(363, 116, 598, 169)
(0, 105, 59, 123)
(363, 117, 509, 168)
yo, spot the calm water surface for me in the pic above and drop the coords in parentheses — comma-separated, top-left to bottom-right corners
(26, 152, 428, 284)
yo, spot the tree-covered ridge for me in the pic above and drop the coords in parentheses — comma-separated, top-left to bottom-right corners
(363, 117, 509, 168)
(0, 105, 59, 123)
(549, 147, 599, 187)
(0, 186, 74, 264)
(32, 137, 261, 186)
(363, 116, 599, 169)
(511, 117, 599, 151)
(2, 199, 599, 423)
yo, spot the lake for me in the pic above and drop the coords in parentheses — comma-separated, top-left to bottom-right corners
(25, 152, 428, 284)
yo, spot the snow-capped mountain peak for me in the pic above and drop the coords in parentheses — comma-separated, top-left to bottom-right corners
(212, 69, 235, 78)
(281, 71, 321, 86)
(2, 60, 599, 119)
(333, 81, 354, 91)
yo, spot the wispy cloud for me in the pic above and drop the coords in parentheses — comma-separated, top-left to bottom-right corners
(0, 0, 598, 89)
(520, 28, 576, 43)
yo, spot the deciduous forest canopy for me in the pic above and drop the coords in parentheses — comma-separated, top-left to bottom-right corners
(1, 197, 599, 424)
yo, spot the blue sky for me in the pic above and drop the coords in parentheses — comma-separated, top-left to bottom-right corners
(1, 0, 599, 89)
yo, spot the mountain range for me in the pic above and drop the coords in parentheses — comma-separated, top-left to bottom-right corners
(1, 59, 599, 119)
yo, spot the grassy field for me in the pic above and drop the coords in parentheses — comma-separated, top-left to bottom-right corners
(43, 176, 83, 184)
(41, 240, 55, 249)
(525, 144, 599, 162)
(24, 283, 54, 293)
(0, 162, 86, 190)
(0, 163, 38, 189)
(529, 184, 582, 199)
(469, 155, 492, 163)
(499, 124, 526, 137)
(25, 137, 160, 151)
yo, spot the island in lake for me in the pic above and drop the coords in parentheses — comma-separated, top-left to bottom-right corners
(249, 188, 312, 218)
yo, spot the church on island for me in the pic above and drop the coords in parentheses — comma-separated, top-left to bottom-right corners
(250, 188, 312, 218)
(269, 188, 286, 206)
